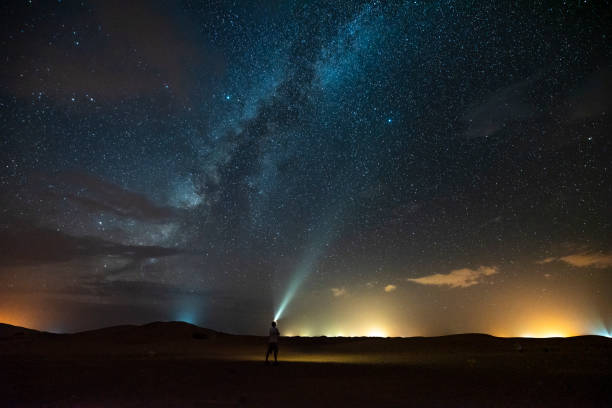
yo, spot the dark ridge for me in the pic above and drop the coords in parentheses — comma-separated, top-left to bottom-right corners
(64, 321, 222, 344)
(73, 321, 219, 335)
(0, 323, 46, 338)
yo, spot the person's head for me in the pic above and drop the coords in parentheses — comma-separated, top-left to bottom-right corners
(271, 321, 276, 327)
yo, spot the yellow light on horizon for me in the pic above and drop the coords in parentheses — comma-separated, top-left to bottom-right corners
(366, 328, 387, 337)
(284, 326, 392, 337)
(520, 332, 568, 338)
(513, 311, 581, 339)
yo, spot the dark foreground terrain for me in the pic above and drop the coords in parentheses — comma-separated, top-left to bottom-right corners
(1, 322, 611, 407)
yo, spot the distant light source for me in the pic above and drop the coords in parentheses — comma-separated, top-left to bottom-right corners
(593, 329, 611, 338)
(521, 332, 567, 338)
(367, 328, 387, 338)
(177, 313, 196, 325)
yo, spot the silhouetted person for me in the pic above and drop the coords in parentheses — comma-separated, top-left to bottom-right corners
(265, 321, 279, 364)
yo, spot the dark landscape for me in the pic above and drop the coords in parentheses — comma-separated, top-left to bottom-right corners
(2, 322, 611, 407)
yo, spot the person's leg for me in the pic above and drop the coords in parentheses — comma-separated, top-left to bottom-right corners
(273, 344, 278, 362)
(265, 344, 270, 362)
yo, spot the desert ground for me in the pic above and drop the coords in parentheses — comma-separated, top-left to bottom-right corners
(1, 322, 611, 407)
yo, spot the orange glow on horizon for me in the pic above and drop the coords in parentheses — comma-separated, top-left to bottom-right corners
(506, 313, 580, 338)
(0, 311, 36, 330)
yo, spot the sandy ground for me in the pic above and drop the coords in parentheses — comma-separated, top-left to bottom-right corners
(1, 322, 611, 407)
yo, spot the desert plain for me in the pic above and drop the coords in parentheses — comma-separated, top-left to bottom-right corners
(1, 322, 611, 407)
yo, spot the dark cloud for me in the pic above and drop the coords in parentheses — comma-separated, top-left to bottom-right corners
(0, 222, 181, 266)
(60, 279, 212, 300)
(3, 170, 179, 227)
(57, 172, 178, 222)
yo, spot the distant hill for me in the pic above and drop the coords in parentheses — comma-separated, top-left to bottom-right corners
(0, 323, 43, 338)
(0, 321, 222, 341)
(71, 321, 221, 342)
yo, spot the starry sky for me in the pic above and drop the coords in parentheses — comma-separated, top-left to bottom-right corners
(1, 0, 611, 337)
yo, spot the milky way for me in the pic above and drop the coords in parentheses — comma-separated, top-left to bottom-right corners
(1, 0, 611, 336)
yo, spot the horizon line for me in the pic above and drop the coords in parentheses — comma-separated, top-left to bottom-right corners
(2, 320, 610, 339)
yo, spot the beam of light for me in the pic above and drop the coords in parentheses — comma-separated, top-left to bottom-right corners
(177, 311, 196, 325)
(592, 329, 611, 338)
(590, 319, 611, 338)
(273, 164, 372, 321)
(274, 208, 347, 321)
(175, 296, 203, 325)
(274, 244, 324, 321)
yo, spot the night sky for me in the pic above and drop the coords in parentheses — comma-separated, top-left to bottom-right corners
(1, 0, 611, 337)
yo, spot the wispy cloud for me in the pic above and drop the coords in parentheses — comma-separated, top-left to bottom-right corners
(538, 252, 612, 269)
(407, 266, 498, 288)
(384, 284, 397, 293)
(331, 287, 347, 297)
(536, 257, 556, 265)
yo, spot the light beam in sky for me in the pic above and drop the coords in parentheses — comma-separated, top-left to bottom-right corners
(175, 296, 202, 325)
(590, 319, 611, 338)
(274, 208, 347, 321)
(274, 243, 326, 321)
